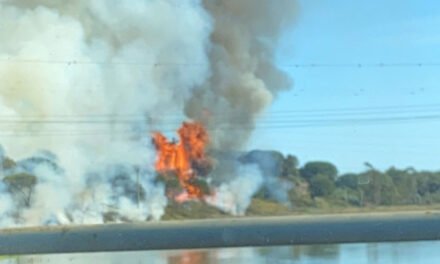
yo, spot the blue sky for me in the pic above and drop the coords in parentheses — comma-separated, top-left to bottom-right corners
(249, 0, 440, 173)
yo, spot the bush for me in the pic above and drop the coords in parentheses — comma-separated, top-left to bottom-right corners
(2, 157, 16, 170)
(336, 173, 359, 190)
(309, 173, 336, 197)
(300, 161, 338, 181)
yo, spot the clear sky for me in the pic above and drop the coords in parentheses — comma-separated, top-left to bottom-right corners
(249, 0, 440, 173)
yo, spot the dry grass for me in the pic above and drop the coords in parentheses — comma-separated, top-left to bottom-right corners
(162, 200, 229, 220)
(162, 197, 440, 220)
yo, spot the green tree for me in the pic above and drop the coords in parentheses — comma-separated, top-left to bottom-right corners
(336, 173, 359, 190)
(2, 157, 16, 170)
(416, 172, 440, 203)
(300, 161, 338, 181)
(358, 170, 396, 205)
(331, 187, 362, 206)
(282, 154, 300, 179)
(386, 167, 419, 204)
(309, 173, 336, 197)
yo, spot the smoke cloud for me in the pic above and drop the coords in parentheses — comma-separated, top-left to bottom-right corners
(186, 0, 297, 149)
(0, 0, 296, 226)
(206, 164, 263, 215)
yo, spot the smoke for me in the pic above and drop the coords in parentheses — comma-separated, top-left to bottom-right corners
(185, 0, 297, 150)
(0, 0, 212, 226)
(206, 164, 263, 215)
(241, 150, 294, 204)
(0, 0, 296, 227)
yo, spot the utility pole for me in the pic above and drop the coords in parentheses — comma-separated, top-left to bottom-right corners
(136, 166, 141, 208)
(358, 162, 373, 207)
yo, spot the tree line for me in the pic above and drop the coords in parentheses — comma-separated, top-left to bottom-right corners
(246, 150, 440, 208)
(3, 149, 440, 216)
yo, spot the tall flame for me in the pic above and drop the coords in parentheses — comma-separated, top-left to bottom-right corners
(152, 121, 209, 200)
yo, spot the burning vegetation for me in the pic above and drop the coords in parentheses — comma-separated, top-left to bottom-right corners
(153, 122, 213, 202)
(0, 0, 299, 227)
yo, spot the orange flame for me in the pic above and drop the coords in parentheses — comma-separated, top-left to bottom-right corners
(152, 121, 209, 200)
(168, 251, 209, 264)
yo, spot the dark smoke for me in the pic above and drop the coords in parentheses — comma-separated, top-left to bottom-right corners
(185, 0, 297, 150)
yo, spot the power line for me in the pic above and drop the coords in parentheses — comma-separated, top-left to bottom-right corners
(262, 108, 440, 120)
(254, 116, 440, 129)
(0, 112, 434, 123)
(266, 103, 440, 114)
(0, 58, 208, 67)
(1, 58, 440, 68)
(280, 63, 440, 68)
(0, 114, 439, 137)
(1, 110, 440, 125)
(0, 103, 439, 119)
(0, 103, 438, 137)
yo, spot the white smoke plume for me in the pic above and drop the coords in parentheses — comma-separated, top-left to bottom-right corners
(0, 0, 212, 226)
(0, 0, 296, 227)
(206, 164, 263, 215)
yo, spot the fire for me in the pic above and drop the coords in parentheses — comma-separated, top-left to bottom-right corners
(152, 121, 209, 200)
(168, 251, 209, 264)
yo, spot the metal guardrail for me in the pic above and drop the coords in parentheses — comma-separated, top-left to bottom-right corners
(0, 211, 439, 255)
